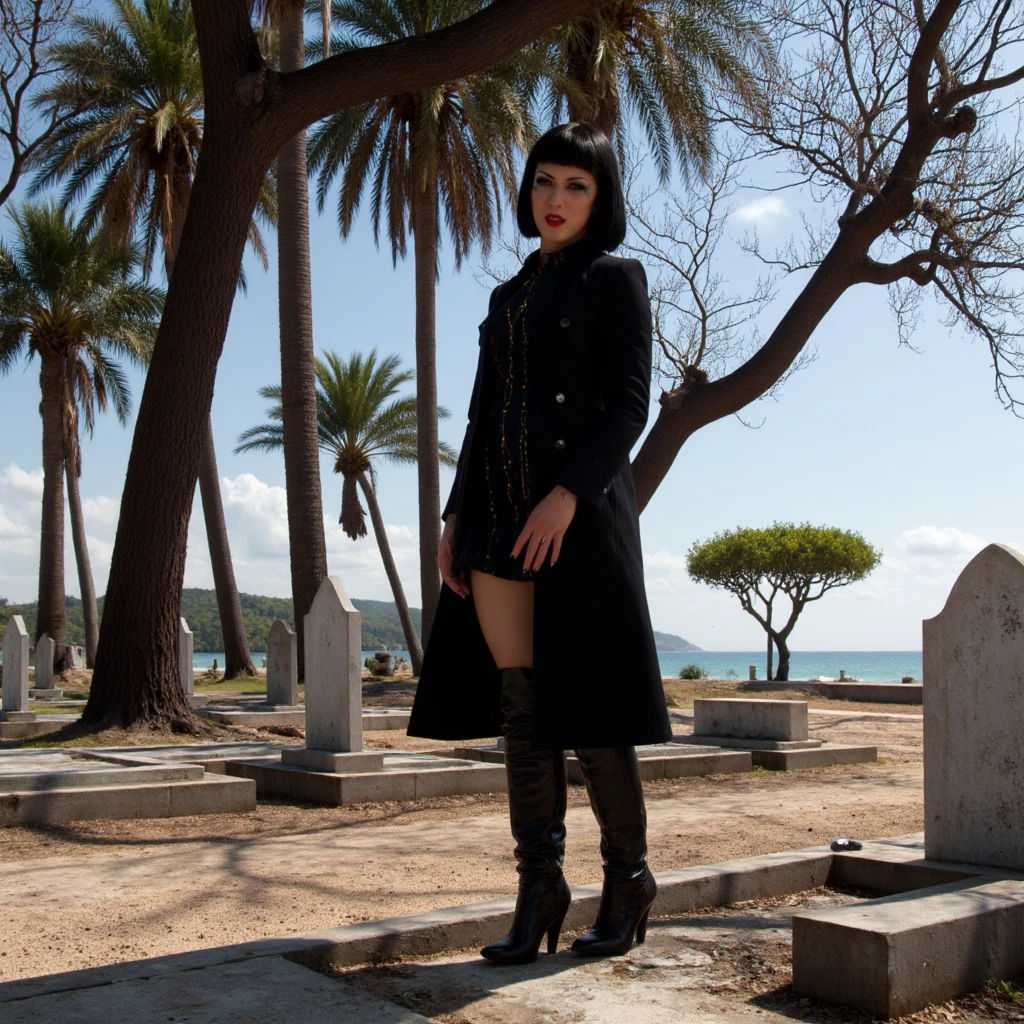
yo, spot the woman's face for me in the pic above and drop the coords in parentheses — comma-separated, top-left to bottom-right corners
(530, 162, 598, 251)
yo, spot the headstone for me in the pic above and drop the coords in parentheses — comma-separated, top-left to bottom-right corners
(923, 543, 1024, 871)
(68, 645, 86, 668)
(267, 619, 298, 707)
(280, 576, 381, 774)
(178, 617, 194, 697)
(262, 658, 267, 668)
(375, 651, 395, 676)
(1, 615, 34, 720)
(34, 634, 55, 690)
(839, 669, 847, 681)
(213, 658, 218, 672)
(749, 665, 757, 681)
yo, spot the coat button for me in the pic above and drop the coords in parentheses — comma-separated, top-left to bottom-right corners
(559, 317, 571, 328)
(554, 439, 566, 449)
(555, 392, 565, 403)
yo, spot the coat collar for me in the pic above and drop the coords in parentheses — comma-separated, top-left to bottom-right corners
(521, 237, 604, 277)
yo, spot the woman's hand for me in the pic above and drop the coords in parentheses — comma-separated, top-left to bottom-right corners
(511, 485, 578, 572)
(438, 515, 470, 598)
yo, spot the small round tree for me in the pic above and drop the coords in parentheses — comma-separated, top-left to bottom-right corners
(687, 523, 881, 681)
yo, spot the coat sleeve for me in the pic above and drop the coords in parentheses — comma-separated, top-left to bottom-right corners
(555, 258, 652, 508)
(441, 283, 503, 522)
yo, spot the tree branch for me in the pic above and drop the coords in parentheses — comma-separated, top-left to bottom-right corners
(266, 0, 597, 149)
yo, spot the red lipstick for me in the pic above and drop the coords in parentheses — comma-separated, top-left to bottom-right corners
(545, 214, 565, 226)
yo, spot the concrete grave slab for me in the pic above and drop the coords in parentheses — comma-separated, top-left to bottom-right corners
(195, 705, 412, 730)
(793, 877, 1024, 1018)
(0, 952, 431, 1024)
(923, 542, 1024, 871)
(266, 618, 298, 707)
(1, 615, 32, 719)
(227, 749, 508, 805)
(0, 747, 255, 824)
(737, 679, 923, 703)
(303, 574, 362, 754)
(449, 742, 752, 780)
(694, 697, 809, 740)
(178, 617, 193, 697)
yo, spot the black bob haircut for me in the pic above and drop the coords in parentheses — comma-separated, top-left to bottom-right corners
(516, 123, 627, 251)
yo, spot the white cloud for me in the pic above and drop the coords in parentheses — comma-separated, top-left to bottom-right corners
(894, 525, 986, 558)
(731, 196, 787, 223)
(2, 463, 43, 499)
(80, 495, 120, 528)
(0, 504, 32, 541)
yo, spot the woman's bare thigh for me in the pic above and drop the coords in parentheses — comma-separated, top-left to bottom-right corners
(469, 569, 533, 669)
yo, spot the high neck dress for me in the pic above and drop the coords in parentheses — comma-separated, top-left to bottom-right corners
(451, 247, 566, 582)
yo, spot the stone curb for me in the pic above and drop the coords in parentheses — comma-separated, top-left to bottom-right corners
(0, 841, 838, 1003)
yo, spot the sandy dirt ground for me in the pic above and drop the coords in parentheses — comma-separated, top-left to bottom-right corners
(0, 712, 923, 983)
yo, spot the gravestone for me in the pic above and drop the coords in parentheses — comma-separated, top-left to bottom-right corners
(267, 619, 298, 707)
(34, 634, 55, 690)
(1, 615, 34, 721)
(68, 645, 86, 669)
(923, 542, 1024, 871)
(178, 617, 194, 697)
(281, 576, 380, 773)
(375, 652, 395, 676)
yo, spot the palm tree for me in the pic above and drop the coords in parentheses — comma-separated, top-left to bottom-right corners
(253, 0, 332, 681)
(62, 325, 140, 668)
(307, 0, 537, 646)
(0, 202, 161, 672)
(236, 349, 457, 674)
(32, 0, 270, 678)
(547, 0, 774, 181)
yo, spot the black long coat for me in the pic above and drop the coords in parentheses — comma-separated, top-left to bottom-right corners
(407, 237, 672, 751)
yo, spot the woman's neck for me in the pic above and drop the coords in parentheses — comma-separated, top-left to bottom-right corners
(539, 231, 588, 265)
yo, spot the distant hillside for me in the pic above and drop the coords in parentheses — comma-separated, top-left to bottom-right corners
(0, 590, 420, 653)
(653, 630, 701, 652)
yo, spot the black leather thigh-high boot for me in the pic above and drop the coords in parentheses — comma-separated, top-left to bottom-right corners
(480, 667, 571, 964)
(570, 745, 656, 955)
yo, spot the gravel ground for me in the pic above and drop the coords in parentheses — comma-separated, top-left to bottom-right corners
(0, 713, 923, 983)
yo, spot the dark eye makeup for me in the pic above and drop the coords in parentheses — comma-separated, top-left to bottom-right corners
(534, 175, 591, 192)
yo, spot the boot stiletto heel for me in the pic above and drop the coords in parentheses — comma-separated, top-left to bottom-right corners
(636, 908, 650, 944)
(547, 906, 569, 954)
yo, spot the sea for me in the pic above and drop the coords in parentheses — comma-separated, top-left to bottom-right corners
(191, 649, 924, 682)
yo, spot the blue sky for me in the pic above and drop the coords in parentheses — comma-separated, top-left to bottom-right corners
(1, 18, 1022, 651)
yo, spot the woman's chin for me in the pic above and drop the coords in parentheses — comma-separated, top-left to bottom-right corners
(537, 226, 583, 249)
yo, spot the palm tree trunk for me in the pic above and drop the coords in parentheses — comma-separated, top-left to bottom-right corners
(197, 417, 255, 677)
(356, 471, 424, 674)
(277, 3, 328, 679)
(37, 353, 68, 672)
(411, 138, 442, 648)
(166, 205, 255, 680)
(65, 449, 99, 668)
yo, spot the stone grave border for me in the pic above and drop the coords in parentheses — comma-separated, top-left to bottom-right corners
(3, 832, 1020, 1021)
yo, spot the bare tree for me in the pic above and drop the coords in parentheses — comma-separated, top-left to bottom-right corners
(623, 145, 815, 421)
(0, 0, 76, 209)
(629, 0, 1024, 511)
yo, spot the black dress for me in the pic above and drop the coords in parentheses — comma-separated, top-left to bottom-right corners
(452, 249, 564, 582)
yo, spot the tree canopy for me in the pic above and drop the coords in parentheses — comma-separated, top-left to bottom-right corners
(687, 523, 881, 680)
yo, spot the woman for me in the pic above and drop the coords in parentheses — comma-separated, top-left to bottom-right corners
(407, 123, 672, 964)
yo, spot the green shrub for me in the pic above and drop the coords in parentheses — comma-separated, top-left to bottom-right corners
(679, 663, 708, 681)
(364, 657, 381, 676)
